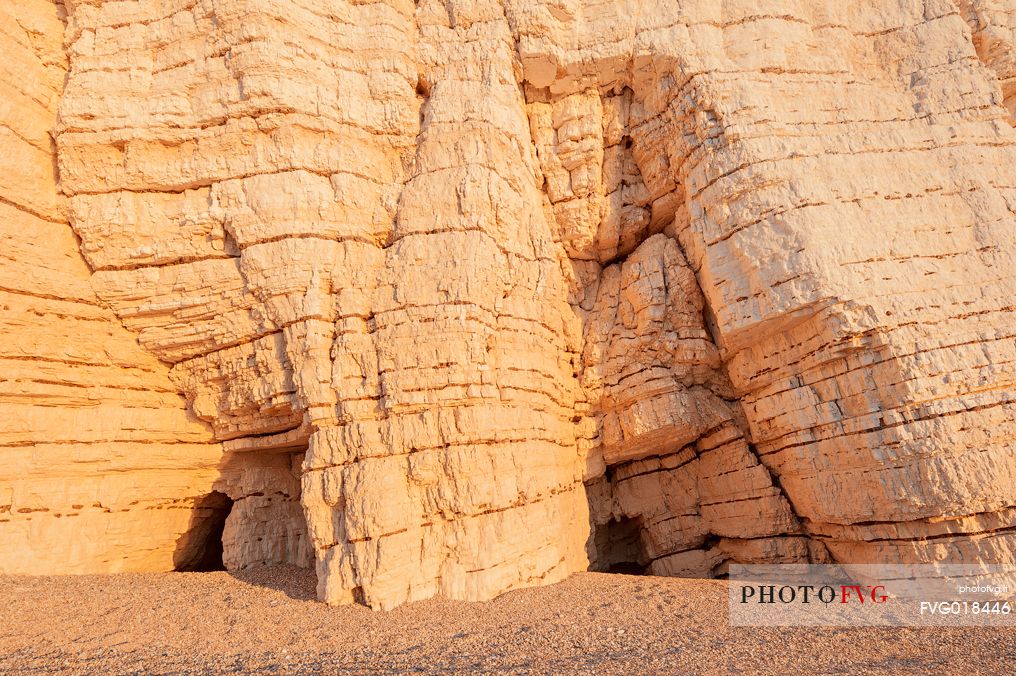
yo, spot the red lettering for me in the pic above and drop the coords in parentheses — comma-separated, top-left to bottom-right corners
(840, 585, 865, 604)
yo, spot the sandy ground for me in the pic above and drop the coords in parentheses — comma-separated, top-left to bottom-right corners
(1, 566, 1013, 674)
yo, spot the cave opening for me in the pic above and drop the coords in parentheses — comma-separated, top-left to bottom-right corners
(592, 515, 648, 575)
(175, 491, 233, 572)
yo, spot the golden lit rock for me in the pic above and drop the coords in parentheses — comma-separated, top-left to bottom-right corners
(1, 0, 1014, 609)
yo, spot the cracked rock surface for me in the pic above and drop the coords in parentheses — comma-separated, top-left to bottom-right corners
(1, 0, 1014, 609)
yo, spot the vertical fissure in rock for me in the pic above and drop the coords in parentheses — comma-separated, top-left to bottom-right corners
(520, 55, 820, 576)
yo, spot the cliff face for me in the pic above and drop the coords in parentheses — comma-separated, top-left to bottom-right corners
(1, 0, 1014, 609)
(0, 0, 223, 572)
(0, 0, 312, 575)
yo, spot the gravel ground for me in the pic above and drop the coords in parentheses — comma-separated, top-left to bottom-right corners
(1, 566, 1012, 674)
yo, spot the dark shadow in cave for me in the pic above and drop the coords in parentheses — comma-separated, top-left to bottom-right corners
(591, 515, 648, 575)
(174, 448, 317, 600)
(173, 491, 233, 572)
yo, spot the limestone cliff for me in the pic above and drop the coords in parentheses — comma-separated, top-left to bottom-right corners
(1, 0, 1014, 609)
(0, 0, 311, 574)
(0, 0, 223, 572)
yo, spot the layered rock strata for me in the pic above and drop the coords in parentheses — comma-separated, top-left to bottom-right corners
(0, 0, 1013, 609)
(0, 0, 223, 572)
(0, 0, 310, 574)
(516, 0, 1016, 573)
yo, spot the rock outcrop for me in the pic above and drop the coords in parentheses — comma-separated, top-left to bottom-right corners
(0, 0, 311, 574)
(0, 0, 221, 573)
(1, 0, 1014, 609)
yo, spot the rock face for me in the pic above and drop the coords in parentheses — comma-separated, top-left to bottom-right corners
(0, 0, 311, 574)
(1, 0, 1014, 609)
(0, 0, 218, 573)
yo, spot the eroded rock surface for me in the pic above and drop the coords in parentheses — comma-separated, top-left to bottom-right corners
(0, 0, 224, 573)
(0, 0, 311, 574)
(0, 0, 1014, 609)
